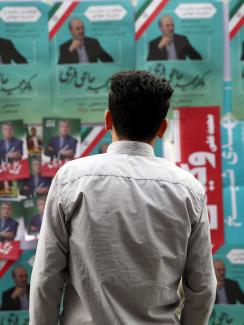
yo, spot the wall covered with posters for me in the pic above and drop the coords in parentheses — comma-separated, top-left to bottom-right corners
(0, 0, 244, 323)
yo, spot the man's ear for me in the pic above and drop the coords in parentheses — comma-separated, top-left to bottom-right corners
(104, 110, 112, 131)
(157, 118, 168, 138)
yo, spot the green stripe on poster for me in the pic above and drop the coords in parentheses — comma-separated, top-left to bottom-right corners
(81, 128, 92, 141)
(48, 2, 61, 20)
(229, 0, 242, 20)
(135, 0, 151, 20)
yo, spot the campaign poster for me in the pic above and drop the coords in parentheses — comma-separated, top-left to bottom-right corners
(23, 197, 46, 241)
(80, 125, 164, 157)
(0, 249, 34, 315)
(0, 200, 25, 261)
(213, 245, 244, 305)
(26, 124, 43, 156)
(0, 2, 51, 123)
(221, 118, 244, 244)
(50, 0, 135, 123)
(41, 117, 81, 177)
(136, 0, 224, 113)
(0, 180, 18, 199)
(19, 156, 51, 198)
(174, 106, 224, 253)
(229, 0, 244, 118)
(0, 120, 29, 181)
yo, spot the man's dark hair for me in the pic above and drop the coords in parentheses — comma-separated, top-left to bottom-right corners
(108, 70, 173, 141)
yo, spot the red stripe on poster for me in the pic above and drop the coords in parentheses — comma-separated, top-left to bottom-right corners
(230, 16, 244, 40)
(49, 1, 79, 40)
(135, 0, 169, 41)
(81, 128, 107, 157)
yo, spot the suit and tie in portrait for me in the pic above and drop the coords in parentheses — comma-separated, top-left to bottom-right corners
(147, 16, 202, 61)
(58, 19, 113, 64)
(1, 267, 30, 311)
(44, 120, 77, 161)
(0, 122, 23, 163)
(0, 202, 19, 243)
(0, 37, 28, 64)
(214, 260, 244, 304)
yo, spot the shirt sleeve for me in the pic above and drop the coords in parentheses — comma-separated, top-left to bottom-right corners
(181, 195, 217, 325)
(29, 171, 68, 325)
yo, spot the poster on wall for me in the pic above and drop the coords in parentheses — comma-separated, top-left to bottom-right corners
(136, 0, 224, 113)
(26, 124, 43, 156)
(41, 117, 81, 177)
(50, 0, 135, 123)
(23, 197, 46, 241)
(0, 2, 51, 124)
(221, 118, 244, 245)
(213, 244, 244, 305)
(0, 120, 29, 181)
(174, 106, 224, 253)
(0, 200, 25, 261)
(19, 156, 51, 198)
(229, 0, 244, 118)
(0, 249, 35, 314)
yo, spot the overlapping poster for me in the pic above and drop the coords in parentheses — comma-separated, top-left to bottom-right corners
(23, 197, 46, 241)
(213, 244, 244, 305)
(50, 0, 135, 123)
(221, 118, 244, 244)
(136, 0, 224, 112)
(26, 124, 43, 156)
(0, 2, 51, 123)
(0, 120, 29, 181)
(19, 156, 51, 198)
(0, 249, 34, 314)
(0, 201, 25, 261)
(174, 106, 224, 253)
(41, 117, 81, 177)
(229, 0, 244, 118)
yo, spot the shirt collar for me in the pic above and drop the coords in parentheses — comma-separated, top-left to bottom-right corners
(107, 141, 155, 157)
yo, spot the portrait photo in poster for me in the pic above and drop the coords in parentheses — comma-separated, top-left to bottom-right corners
(0, 249, 34, 312)
(221, 119, 244, 244)
(19, 156, 51, 198)
(26, 124, 43, 156)
(229, 0, 244, 118)
(136, 0, 224, 111)
(23, 197, 46, 241)
(41, 117, 81, 177)
(50, 0, 135, 123)
(0, 2, 51, 124)
(213, 245, 244, 305)
(0, 200, 25, 261)
(0, 120, 29, 181)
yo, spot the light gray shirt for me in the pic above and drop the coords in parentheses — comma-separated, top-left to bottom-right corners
(166, 42, 178, 60)
(217, 286, 228, 304)
(76, 45, 89, 63)
(30, 141, 216, 325)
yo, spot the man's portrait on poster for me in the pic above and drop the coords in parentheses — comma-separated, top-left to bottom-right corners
(44, 119, 77, 161)
(0, 122, 23, 164)
(147, 16, 202, 61)
(58, 18, 114, 64)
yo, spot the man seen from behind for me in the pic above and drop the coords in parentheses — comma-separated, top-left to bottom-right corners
(30, 71, 216, 325)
